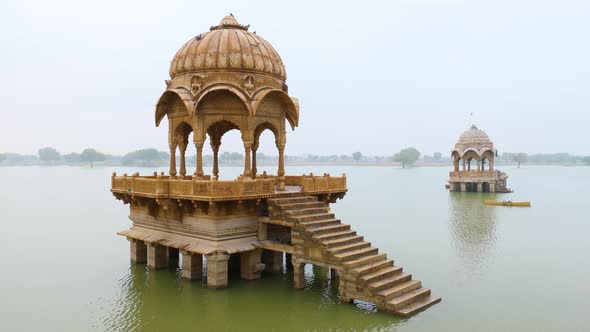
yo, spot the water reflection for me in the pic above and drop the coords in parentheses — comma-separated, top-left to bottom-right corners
(448, 193, 498, 276)
(101, 260, 397, 331)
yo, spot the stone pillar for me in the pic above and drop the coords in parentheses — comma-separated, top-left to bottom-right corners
(243, 141, 252, 177)
(477, 161, 481, 172)
(128, 238, 147, 263)
(293, 260, 305, 289)
(263, 250, 283, 273)
(194, 141, 204, 177)
(251, 142, 258, 179)
(490, 159, 494, 172)
(181, 251, 202, 280)
(460, 183, 467, 192)
(178, 143, 187, 177)
(169, 144, 177, 176)
(490, 183, 496, 193)
(277, 143, 286, 191)
(462, 160, 466, 171)
(449, 182, 454, 192)
(454, 159, 459, 171)
(477, 183, 482, 193)
(211, 139, 220, 180)
(206, 252, 230, 288)
(146, 243, 168, 269)
(240, 248, 264, 280)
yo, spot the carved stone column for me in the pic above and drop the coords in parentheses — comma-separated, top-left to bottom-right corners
(211, 138, 220, 180)
(240, 248, 264, 280)
(128, 238, 146, 264)
(194, 141, 204, 177)
(293, 260, 305, 289)
(454, 159, 459, 171)
(462, 160, 466, 171)
(178, 143, 187, 177)
(146, 243, 168, 269)
(477, 161, 481, 172)
(251, 142, 258, 179)
(205, 251, 230, 288)
(460, 183, 467, 192)
(490, 159, 494, 172)
(277, 143, 286, 191)
(243, 141, 252, 177)
(169, 143, 177, 176)
(181, 251, 203, 280)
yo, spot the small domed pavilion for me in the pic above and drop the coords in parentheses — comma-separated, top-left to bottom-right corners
(448, 125, 510, 192)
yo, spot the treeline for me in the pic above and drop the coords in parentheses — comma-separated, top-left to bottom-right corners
(1, 147, 590, 167)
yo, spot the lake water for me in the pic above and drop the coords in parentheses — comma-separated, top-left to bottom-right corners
(1, 165, 588, 331)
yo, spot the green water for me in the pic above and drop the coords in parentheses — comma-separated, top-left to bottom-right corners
(1, 165, 589, 331)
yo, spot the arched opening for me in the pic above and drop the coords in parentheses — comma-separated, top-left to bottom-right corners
(172, 122, 193, 177)
(206, 120, 243, 180)
(253, 122, 280, 179)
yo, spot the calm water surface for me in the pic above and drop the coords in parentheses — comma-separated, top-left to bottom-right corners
(1, 165, 589, 331)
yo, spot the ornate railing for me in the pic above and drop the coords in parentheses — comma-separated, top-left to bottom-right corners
(111, 172, 347, 199)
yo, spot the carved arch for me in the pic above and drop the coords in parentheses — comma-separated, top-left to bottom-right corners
(252, 89, 299, 130)
(155, 88, 194, 127)
(194, 84, 253, 117)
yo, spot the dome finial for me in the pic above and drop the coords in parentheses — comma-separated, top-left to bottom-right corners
(211, 14, 249, 31)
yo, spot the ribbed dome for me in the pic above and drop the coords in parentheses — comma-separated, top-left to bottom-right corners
(455, 125, 494, 150)
(169, 15, 286, 80)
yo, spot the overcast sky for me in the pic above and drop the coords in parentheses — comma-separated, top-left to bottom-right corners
(1, 0, 589, 156)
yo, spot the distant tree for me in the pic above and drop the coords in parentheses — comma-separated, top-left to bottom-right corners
(393, 147, 421, 168)
(38, 147, 61, 163)
(63, 153, 81, 163)
(511, 152, 528, 168)
(582, 156, 590, 165)
(352, 152, 363, 162)
(433, 152, 442, 160)
(121, 148, 166, 166)
(80, 148, 106, 167)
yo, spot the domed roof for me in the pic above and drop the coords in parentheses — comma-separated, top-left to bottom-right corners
(169, 15, 286, 80)
(454, 125, 494, 150)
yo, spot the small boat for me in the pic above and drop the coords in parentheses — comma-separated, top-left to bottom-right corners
(484, 200, 531, 207)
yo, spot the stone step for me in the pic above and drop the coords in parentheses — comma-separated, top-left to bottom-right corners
(286, 206, 330, 216)
(301, 218, 341, 228)
(360, 266, 403, 284)
(353, 259, 394, 276)
(378, 280, 422, 301)
(323, 235, 364, 248)
(268, 196, 316, 205)
(313, 230, 357, 242)
(388, 287, 431, 309)
(290, 212, 335, 222)
(329, 241, 371, 254)
(343, 253, 387, 269)
(368, 273, 412, 292)
(307, 223, 350, 235)
(394, 296, 442, 317)
(280, 202, 326, 210)
(334, 247, 378, 261)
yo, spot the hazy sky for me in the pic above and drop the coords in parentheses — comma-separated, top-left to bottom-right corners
(1, 0, 589, 156)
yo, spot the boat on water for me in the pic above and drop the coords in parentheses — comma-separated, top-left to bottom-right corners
(484, 200, 531, 207)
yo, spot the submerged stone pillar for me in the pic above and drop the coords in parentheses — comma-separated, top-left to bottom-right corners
(477, 183, 483, 193)
(181, 251, 203, 280)
(146, 243, 168, 269)
(128, 238, 147, 263)
(263, 250, 283, 273)
(490, 183, 496, 193)
(293, 260, 305, 289)
(240, 248, 264, 280)
(206, 251, 230, 288)
(460, 183, 467, 192)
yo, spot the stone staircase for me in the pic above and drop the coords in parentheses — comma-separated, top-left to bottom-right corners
(267, 194, 441, 317)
